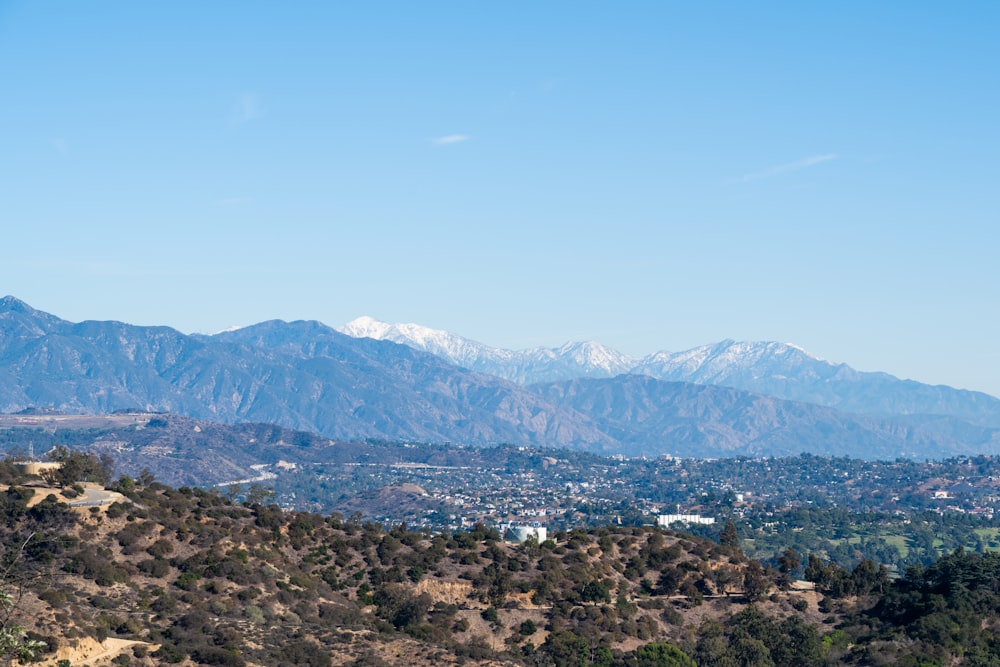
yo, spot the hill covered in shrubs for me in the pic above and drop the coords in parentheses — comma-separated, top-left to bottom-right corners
(3, 456, 1000, 666)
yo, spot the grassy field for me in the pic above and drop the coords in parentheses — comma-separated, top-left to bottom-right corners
(975, 527, 1000, 549)
(744, 525, 1000, 571)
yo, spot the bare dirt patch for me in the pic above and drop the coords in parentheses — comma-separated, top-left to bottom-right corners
(37, 637, 158, 666)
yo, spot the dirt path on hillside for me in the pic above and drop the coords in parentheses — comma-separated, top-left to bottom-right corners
(38, 637, 158, 666)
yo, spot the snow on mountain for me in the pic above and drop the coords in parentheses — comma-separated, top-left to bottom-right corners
(339, 317, 635, 384)
(3, 298, 1000, 458)
(556, 341, 635, 377)
(632, 340, 1000, 426)
(339, 318, 813, 387)
(339, 317, 1000, 427)
(634, 340, 827, 384)
(340, 316, 519, 368)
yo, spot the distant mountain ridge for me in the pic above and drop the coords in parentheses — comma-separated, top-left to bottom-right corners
(531, 375, 1000, 460)
(340, 316, 1000, 427)
(0, 297, 610, 449)
(2, 296, 999, 460)
(341, 316, 634, 383)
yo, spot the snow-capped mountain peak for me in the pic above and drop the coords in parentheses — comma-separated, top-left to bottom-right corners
(556, 341, 636, 376)
(340, 316, 394, 340)
(339, 318, 633, 383)
(339, 317, 513, 367)
(634, 340, 827, 383)
(334, 316, 1000, 423)
(340, 318, 843, 391)
(339, 318, 835, 387)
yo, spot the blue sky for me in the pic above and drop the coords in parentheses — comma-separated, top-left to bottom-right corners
(1, 3, 998, 395)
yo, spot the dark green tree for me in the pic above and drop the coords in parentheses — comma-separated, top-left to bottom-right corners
(580, 580, 612, 604)
(43, 446, 114, 486)
(743, 561, 770, 603)
(542, 629, 590, 667)
(720, 519, 740, 551)
(636, 642, 697, 667)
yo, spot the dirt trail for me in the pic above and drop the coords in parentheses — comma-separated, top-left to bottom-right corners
(37, 637, 158, 666)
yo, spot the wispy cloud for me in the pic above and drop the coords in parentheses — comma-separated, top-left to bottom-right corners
(431, 134, 471, 145)
(731, 153, 838, 184)
(50, 138, 69, 155)
(231, 93, 262, 124)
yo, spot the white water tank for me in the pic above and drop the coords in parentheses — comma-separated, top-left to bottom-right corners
(508, 525, 547, 544)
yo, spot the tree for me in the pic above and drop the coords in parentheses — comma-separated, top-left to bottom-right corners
(693, 619, 738, 667)
(851, 559, 888, 596)
(245, 484, 275, 506)
(657, 566, 683, 595)
(580, 580, 611, 604)
(372, 584, 431, 630)
(775, 547, 801, 589)
(484, 563, 512, 608)
(0, 590, 45, 663)
(713, 565, 738, 596)
(719, 519, 744, 560)
(42, 446, 114, 487)
(804, 553, 829, 587)
(743, 561, 770, 603)
(542, 630, 590, 667)
(1, 537, 46, 663)
(521, 533, 542, 558)
(776, 547, 800, 576)
(731, 633, 774, 667)
(636, 642, 697, 667)
(225, 483, 243, 502)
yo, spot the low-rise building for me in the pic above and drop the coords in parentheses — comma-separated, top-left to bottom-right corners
(657, 513, 715, 527)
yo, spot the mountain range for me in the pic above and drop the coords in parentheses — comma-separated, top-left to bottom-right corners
(1, 296, 999, 459)
(340, 316, 1000, 427)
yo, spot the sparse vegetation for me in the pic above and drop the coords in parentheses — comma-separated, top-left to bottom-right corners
(5, 444, 1000, 664)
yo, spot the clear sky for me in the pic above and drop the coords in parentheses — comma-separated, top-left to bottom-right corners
(1, 3, 998, 395)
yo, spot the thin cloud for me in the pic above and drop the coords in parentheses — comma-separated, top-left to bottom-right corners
(231, 93, 262, 124)
(731, 153, 838, 184)
(431, 134, 471, 145)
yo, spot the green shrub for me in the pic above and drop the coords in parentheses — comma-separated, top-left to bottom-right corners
(138, 558, 170, 578)
(174, 571, 201, 591)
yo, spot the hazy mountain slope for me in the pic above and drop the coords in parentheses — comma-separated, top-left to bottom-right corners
(3, 296, 999, 459)
(0, 295, 66, 348)
(341, 316, 1000, 427)
(530, 375, 1000, 459)
(1, 301, 215, 416)
(0, 298, 613, 449)
(634, 340, 1000, 427)
(209, 320, 615, 448)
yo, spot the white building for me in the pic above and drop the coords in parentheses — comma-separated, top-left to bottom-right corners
(504, 524, 548, 544)
(657, 514, 715, 527)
